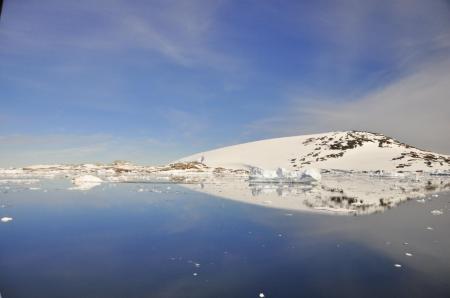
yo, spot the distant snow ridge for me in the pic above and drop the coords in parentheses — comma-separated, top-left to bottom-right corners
(179, 131, 450, 172)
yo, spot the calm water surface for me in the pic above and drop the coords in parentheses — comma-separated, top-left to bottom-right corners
(0, 181, 449, 298)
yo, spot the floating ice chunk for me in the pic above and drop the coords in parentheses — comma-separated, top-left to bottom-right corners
(72, 175, 103, 184)
(405, 253, 413, 257)
(416, 199, 426, 203)
(259, 293, 265, 298)
(426, 226, 434, 231)
(431, 210, 443, 215)
(1, 217, 13, 223)
(193, 273, 198, 276)
(394, 264, 402, 268)
(432, 194, 439, 198)
(70, 175, 103, 191)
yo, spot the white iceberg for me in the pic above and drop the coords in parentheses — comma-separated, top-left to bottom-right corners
(70, 175, 103, 191)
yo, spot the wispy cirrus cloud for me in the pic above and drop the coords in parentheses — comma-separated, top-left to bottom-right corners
(0, 0, 237, 71)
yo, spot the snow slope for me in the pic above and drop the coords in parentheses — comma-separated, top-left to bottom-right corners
(179, 131, 450, 172)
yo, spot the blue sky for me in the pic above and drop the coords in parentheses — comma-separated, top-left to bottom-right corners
(1, 0, 450, 166)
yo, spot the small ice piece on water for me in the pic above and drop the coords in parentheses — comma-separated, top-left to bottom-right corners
(426, 226, 434, 231)
(71, 175, 103, 190)
(405, 253, 413, 257)
(431, 210, 443, 215)
(138, 188, 145, 192)
(1, 217, 13, 223)
(259, 293, 265, 298)
(431, 194, 439, 198)
(416, 199, 426, 203)
(193, 272, 198, 276)
(394, 264, 402, 268)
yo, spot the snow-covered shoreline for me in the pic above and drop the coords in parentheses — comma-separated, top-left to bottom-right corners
(1, 131, 449, 215)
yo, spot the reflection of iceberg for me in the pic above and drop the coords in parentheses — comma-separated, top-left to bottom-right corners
(250, 183, 313, 197)
(249, 167, 321, 183)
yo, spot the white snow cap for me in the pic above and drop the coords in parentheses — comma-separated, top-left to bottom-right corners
(178, 131, 450, 172)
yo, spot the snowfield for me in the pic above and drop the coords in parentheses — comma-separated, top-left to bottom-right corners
(1, 131, 449, 215)
(179, 131, 450, 172)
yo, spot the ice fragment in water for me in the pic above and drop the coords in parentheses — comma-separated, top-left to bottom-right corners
(431, 210, 443, 215)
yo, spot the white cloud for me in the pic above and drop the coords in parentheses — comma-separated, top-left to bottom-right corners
(245, 58, 450, 154)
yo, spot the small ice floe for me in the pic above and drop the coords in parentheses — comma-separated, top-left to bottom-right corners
(432, 194, 439, 198)
(431, 210, 443, 215)
(249, 167, 321, 183)
(70, 175, 103, 191)
(426, 226, 434, 231)
(405, 253, 413, 257)
(394, 264, 402, 268)
(1, 216, 13, 223)
(416, 199, 426, 203)
(193, 273, 198, 277)
(259, 293, 265, 298)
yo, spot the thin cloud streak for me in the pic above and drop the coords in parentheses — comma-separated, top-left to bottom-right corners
(0, 0, 238, 71)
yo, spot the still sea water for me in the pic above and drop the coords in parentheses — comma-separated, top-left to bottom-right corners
(0, 181, 449, 298)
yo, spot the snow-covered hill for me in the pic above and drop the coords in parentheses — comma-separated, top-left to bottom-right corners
(179, 131, 450, 172)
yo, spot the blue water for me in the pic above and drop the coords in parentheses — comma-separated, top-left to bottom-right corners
(0, 182, 449, 297)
